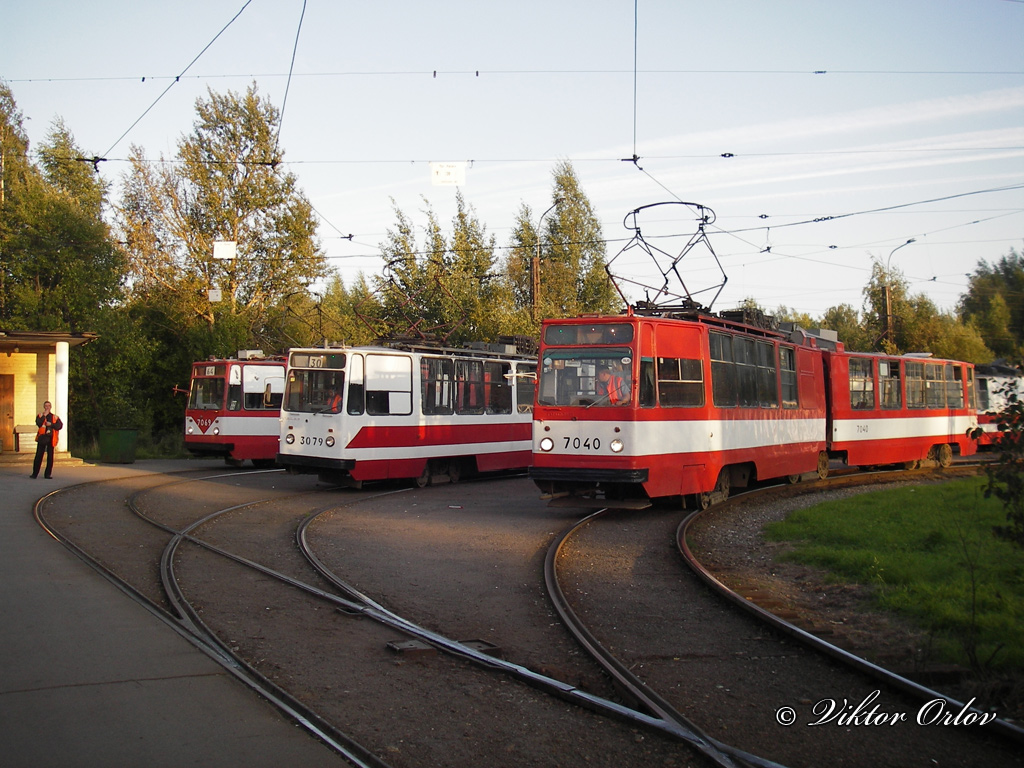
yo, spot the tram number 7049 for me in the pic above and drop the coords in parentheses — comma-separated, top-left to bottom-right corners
(564, 436, 601, 451)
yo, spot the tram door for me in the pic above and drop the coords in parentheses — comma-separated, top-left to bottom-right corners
(0, 375, 13, 452)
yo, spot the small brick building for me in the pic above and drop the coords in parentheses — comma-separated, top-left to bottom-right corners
(0, 330, 97, 455)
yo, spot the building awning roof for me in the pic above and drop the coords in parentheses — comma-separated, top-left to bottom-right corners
(0, 330, 99, 352)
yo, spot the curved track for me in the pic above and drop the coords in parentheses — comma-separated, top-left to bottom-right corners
(544, 466, 1022, 768)
(33, 465, 1023, 768)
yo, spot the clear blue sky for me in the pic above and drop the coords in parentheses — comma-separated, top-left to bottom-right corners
(4, 0, 1023, 320)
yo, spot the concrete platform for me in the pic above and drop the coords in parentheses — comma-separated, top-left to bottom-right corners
(0, 460, 350, 768)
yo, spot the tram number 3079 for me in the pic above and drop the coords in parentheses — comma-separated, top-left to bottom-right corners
(565, 436, 602, 450)
(300, 435, 326, 446)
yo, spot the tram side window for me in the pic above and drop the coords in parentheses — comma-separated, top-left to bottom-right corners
(780, 347, 798, 408)
(710, 332, 736, 408)
(243, 367, 284, 410)
(880, 360, 902, 410)
(227, 364, 242, 411)
(734, 337, 759, 407)
(967, 369, 977, 411)
(755, 341, 778, 408)
(639, 359, 656, 407)
(946, 364, 965, 408)
(514, 363, 535, 413)
(925, 363, 946, 408)
(849, 358, 875, 409)
(657, 358, 704, 407)
(421, 357, 454, 415)
(365, 354, 413, 416)
(455, 360, 485, 415)
(906, 362, 926, 408)
(347, 354, 365, 415)
(484, 362, 513, 414)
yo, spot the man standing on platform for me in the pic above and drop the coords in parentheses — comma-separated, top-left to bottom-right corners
(31, 400, 62, 479)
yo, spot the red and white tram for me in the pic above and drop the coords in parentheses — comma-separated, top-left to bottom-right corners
(974, 362, 1023, 448)
(276, 342, 537, 486)
(825, 351, 977, 468)
(184, 353, 286, 467)
(530, 310, 978, 509)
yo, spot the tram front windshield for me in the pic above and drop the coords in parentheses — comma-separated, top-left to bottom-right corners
(284, 352, 346, 413)
(538, 348, 633, 407)
(189, 377, 225, 410)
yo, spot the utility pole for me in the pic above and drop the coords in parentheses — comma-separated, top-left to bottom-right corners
(884, 238, 916, 345)
(531, 199, 561, 323)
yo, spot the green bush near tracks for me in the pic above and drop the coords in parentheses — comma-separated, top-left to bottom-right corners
(765, 476, 1024, 673)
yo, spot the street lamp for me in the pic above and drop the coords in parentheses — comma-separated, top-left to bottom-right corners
(883, 238, 916, 345)
(531, 198, 562, 322)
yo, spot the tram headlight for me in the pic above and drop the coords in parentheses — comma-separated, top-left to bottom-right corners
(610, 439, 624, 453)
(186, 426, 194, 435)
(212, 427, 220, 436)
(539, 437, 554, 452)
(325, 436, 335, 448)
(285, 433, 295, 444)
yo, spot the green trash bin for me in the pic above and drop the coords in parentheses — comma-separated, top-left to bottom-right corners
(98, 428, 139, 464)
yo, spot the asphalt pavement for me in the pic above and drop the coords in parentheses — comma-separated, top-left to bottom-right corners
(0, 457, 350, 768)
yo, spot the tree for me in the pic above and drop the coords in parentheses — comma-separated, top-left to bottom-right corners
(319, 273, 381, 347)
(1, 111, 123, 332)
(863, 260, 992, 363)
(984, 371, 1024, 550)
(504, 160, 618, 329)
(960, 251, 1024, 359)
(820, 304, 873, 351)
(118, 83, 327, 344)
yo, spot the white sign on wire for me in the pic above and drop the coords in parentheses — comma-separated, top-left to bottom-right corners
(430, 162, 466, 187)
(213, 240, 237, 260)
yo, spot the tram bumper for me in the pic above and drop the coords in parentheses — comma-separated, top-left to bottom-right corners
(276, 453, 355, 473)
(529, 466, 651, 509)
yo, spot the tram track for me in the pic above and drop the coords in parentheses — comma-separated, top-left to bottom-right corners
(678, 464, 1024, 746)
(34, 468, 386, 767)
(33, 465, 1023, 767)
(548, 463, 1022, 767)
(36, 470, 721, 767)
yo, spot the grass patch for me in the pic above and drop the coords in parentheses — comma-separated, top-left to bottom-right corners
(72, 431, 192, 462)
(765, 476, 1024, 673)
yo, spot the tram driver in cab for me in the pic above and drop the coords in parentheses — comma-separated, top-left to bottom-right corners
(596, 365, 631, 405)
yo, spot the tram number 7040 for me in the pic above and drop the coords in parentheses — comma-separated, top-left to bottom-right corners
(564, 436, 601, 451)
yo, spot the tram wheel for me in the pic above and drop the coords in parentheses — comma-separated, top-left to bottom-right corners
(816, 451, 829, 480)
(698, 469, 731, 509)
(937, 443, 953, 468)
(415, 464, 431, 488)
(787, 474, 801, 484)
(447, 460, 462, 484)
(225, 458, 244, 468)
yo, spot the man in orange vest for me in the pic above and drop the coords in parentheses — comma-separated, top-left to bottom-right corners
(596, 366, 631, 405)
(31, 400, 63, 479)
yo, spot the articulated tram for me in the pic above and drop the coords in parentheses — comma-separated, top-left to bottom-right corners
(184, 353, 286, 466)
(530, 310, 978, 509)
(277, 341, 537, 486)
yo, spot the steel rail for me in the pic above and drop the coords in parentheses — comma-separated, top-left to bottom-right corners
(156, 495, 393, 768)
(35, 468, 390, 768)
(294, 508, 759, 756)
(542, 509, 788, 768)
(676, 467, 1024, 746)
